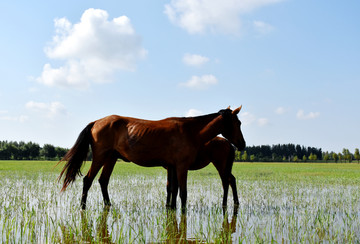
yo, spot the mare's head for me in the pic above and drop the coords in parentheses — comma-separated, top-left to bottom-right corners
(219, 106, 246, 151)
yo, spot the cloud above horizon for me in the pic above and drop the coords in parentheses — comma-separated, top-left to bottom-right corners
(253, 20, 275, 35)
(183, 53, 209, 67)
(296, 109, 320, 120)
(26, 101, 67, 118)
(0, 110, 28, 123)
(180, 74, 218, 89)
(164, 0, 283, 34)
(240, 111, 269, 127)
(36, 8, 147, 89)
(275, 107, 287, 115)
(185, 108, 203, 117)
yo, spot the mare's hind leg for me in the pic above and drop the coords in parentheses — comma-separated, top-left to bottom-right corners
(81, 160, 104, 210)
(98, 156, 117, 207)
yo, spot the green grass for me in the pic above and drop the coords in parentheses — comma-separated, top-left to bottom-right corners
(1, 161, 360, 243)
(2, 160, 360, 182)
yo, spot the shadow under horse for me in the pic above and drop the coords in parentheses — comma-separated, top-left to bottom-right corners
(58, 106, 245, 212)
(81, 206, 113, 244)
(160, 206, 239, 243)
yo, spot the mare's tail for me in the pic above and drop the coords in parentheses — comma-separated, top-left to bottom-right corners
(57, 122, 95, 191)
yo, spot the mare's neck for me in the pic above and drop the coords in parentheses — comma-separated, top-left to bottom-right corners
(185, 113, 224, 146)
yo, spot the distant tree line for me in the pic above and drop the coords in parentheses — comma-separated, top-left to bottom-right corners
(235, 144, 360, 163)
(0, 141, 69, 160)
(1, 140, 359, 163)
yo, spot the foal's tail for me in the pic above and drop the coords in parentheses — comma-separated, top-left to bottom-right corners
(57, 122, 95, 192)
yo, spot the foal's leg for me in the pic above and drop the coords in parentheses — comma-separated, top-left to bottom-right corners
(98, 157, 117, 207)
(220, 175, 230, 207)
(81, 160, 104, 210)
(213, 161, 230, 208)
(229, 174, 239, 205)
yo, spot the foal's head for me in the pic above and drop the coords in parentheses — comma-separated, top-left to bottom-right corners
(219, 106, 246, 151)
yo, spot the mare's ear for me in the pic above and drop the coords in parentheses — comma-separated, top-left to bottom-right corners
(232, 105, 242, 115)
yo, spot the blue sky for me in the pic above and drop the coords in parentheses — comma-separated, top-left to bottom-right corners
(0, 0, 359, 153)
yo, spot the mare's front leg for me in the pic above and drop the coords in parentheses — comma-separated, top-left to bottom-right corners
(168, 167, 178, 209)
(176, 169, 188, 214)
(166, 168, 171, 208)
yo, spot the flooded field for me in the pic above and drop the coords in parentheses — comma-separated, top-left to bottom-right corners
(1, 162, 360, 243)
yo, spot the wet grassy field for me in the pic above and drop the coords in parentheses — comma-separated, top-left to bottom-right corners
(1, 161, 360, 243)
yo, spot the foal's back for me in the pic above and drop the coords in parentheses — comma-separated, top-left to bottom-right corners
(189, 137, 234, 171)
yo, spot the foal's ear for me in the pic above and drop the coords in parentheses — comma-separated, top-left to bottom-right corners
(232, 105, 242, 115)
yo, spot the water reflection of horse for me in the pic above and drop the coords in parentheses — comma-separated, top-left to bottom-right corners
(160, 206, 239, 243)
(81, 207, 113, 244)
(166, 136, 239, 210)
(58, 106, 245, 212)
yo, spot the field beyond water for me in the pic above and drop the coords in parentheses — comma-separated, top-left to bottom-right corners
(1, 161, 360, 243)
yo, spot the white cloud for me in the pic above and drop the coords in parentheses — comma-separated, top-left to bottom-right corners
(183, 53, 209, 67)
(37, 8, 147, 89)
(239, 112, 256, 126)
(164, 0, 283, 34)
(0, 114, 28, 123)
(180, 74, 218, 89)
(253, 20, 274, 35)
(257, 118, 269, 126)
(296, 109, 320, 120)
(185, 109, 203, 117)
(26, 101, 67, 118)
(240, 112, 269, 126)
(275, 107, 286, 115)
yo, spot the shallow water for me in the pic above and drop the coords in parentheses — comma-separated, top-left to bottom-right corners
(1, 172, 360, 243)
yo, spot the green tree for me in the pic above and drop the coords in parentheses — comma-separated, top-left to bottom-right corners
(342, 148, 352, 163)
(332, 153, 338, 163)
(55, 147, 68, 160)
(0, 144, 11, 159)
(338, 153, 342, 163)
(302, 155, 307, 162)
(235, 150, 241, 162)
(28, 142, 40, 160)
(241, 151, 248, 162)
(41, 144, 56, 160)
(355, 148, 360, 163)
(323, 152, 330, 163)
(250, 154, 255, 162)
(293, 156, 298, 163)
(309, 153, 317, 162)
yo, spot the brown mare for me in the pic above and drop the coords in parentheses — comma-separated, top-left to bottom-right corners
(58, 106, 245, 211)
(166, 136, 239, 209)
